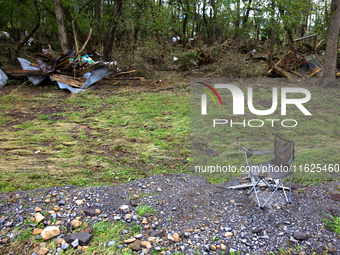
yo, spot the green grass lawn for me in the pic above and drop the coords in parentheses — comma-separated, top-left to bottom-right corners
(1, 78, 340, 193)
(0, 82, 190, 192)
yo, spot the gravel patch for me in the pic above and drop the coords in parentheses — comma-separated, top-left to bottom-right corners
(0, 173, 339, 254)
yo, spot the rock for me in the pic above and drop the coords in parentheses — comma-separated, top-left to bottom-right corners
(224, 232, 233, 237)
(107, 240, 116, 247)
(41, 226, 60, 240)
(56, 238, 65, 245)
(209, 244, 217, 251)
(33, 229, 43, 235)
(290, 236, 299, 243)
(53, 206, 60, 211)
(81, 246, 89, 251)
(142, 218, 148, 224)
(35, 207, 43, 212)
(71, 239, 79, 248)
(141, 241, 152, 249)
(167, 234, 174, 242)
(75, 200, 83, 206)
(129, 240, 141, 251)
(61, 242, 69, 250)
(1, 238, 8, 244)
(35, 213, 46, 224)
(80, 227, 93, 234)
(124, 214, 132, 220)
(172, 233, 180, 242)
(252, 228, 263, 234)
(37, 248, 49, 255)
(124, 238, 136, 244)
(221, 244, 227, 250)
(150, 230, 165, 237)
(143, 213, 152, 217)
(293, 232, 308, 240)
(142, 248, 150, 255)
(70, 220, 82, 228)
(148, 237, 159, 244)
(95, 209, 101, 214)
(134, 234, 143, 239)
(83, 209, 96, 217)
(113, 216, 121, 221)
(130, 200, 137, 207)
(120, 205, 129, 211)
(65, 233, 93, 246)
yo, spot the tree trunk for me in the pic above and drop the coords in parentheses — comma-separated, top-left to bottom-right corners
(268, 0, 275, 70)
(233, 0, 240, 39)
(55, 0, 70, 54)
(242, 0, 252, 28)
(323, 0, 340, 81)
(102, 0, 123, 61)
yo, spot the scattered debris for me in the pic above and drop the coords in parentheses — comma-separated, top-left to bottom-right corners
(268, 50, 322, 78)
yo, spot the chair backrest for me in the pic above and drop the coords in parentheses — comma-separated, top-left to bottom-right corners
(272, 135, 295, 166)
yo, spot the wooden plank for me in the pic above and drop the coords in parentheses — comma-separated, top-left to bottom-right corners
(56, 57, 72, 67)
(3, 70, 47, 76)
(50, 74, 85, 88)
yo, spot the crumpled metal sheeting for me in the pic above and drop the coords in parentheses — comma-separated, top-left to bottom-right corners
(37, 57, 60, 73)
(0, 69, 8, 88)
(56, 81, 84, 94)
(81, 65, 112, 89)
(17, 57, 48, 86)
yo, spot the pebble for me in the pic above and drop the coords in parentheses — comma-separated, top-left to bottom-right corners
(71, 239, 79, 248)
(61, 242, 69, 250)
(107, 240, 116, 247)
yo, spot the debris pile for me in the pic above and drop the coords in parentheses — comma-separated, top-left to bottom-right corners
(0, 48, 143, 93)
(268, 50, 323, 78)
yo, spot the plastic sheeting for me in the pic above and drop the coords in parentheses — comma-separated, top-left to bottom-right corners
(56, 81, 84, 94)
(81, 65, 112, 89)
(0, 69, 8, 88)
(17, 58, 48, 86)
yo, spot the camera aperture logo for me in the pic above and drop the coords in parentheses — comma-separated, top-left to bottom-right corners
(199, 83, 311, 128)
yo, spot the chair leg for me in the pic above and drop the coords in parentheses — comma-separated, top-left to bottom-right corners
(247, 178, 263, 207)
(261, 176, 291, 208)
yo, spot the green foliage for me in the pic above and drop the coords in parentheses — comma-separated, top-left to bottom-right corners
(321, 213, 340, 235)
(136, 204, 157, 216)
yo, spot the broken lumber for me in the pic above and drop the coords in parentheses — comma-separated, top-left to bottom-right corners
(50, 74, 86, 88)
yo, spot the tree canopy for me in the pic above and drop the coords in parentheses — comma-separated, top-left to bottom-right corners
(0, 0, 334, 60)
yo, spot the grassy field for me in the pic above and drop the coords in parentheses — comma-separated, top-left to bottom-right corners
(190, 78, 340, 184)
(0, 79, 190, 192)
(1, 77, 340, 193)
